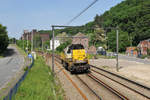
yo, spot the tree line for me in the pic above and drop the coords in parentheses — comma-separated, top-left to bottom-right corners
(28, 0, 150, 52)
(0, 24, 9, 54)
(54, 0, 150, 52)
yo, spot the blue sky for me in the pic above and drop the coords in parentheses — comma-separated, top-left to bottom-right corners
(0, 0, 123, 39)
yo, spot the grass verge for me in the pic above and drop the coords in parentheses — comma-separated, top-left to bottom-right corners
(0, 56, 3, 58)
(12, 44, 27, 56)
(0, 52, 5, 58)
(13, 56, 64, 100)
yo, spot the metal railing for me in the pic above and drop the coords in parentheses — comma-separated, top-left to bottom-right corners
(3, 57, 34, 100)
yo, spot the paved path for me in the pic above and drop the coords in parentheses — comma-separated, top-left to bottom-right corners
(119, 54, 150, 65)
(0, 45, 24, 89)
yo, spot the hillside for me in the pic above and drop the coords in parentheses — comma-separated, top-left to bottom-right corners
(40, 0, 150, 52)
(97, 0, 150, 46)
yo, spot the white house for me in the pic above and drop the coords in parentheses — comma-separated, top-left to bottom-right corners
(50, 39, 60, 50)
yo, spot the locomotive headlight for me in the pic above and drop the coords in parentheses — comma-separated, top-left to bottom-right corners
(68, 58, 72, 61)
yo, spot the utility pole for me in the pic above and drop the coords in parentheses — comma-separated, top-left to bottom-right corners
(116, 29, 119, 72)
(42, 38, 43, 52)
(49, 40, 51, 50)
(52, 26, 55, 74)
(27, 33, 29, 54)
(23, 38, 24, 50)
(31, 30, 33, 52)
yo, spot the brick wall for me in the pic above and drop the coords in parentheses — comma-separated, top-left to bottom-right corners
(72, 33, 89, 51)
(126, 47, 137, 56)
(137, 39, 150, 55)
(40, 33, 50, 42)
(21, 30, 50, 42)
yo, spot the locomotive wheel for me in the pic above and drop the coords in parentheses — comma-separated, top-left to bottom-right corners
(63, 61, 66, 68)
(63, 61, 68, 70)
(61, 60, 63, 64)
(70, 71, 74, 74)
(65, 62, 68, 70)
(62, 61, 65, 67)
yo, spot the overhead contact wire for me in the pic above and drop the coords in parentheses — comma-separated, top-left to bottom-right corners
(66, 0, 98, 25)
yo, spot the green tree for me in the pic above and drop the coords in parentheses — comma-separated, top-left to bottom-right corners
(108, 30, 130, 52)
(16, 40, 31, 51)
(35, 0, 150, 52)
(56, 40, 71, 52)
(9, 38, 16, 44)
(56, 32, 69, 43)
(43, 40, 50, 50)
(0, 24, 9, 53)
(33, 34, 42, 49)
(90, 27, 107, 48)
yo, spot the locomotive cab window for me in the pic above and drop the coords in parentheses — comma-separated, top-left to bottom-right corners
(67, 48, 71, 53)
(69, 44, 84, 50)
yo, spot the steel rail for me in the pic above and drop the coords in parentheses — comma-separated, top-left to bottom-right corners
(54, 55, 102, 100)
(76, 75, 102, 100)
(90, 65, 150, 92)
(54, 55, 150, 93)
(54, 55, 150, 99)
(87, 73, 129, 100)
(54, 55, 127, 100)
(55, 62, 89, 100)
(91, 69, 150, 99)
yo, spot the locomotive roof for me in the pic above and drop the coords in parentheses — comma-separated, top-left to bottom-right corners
(69, 44, 84, 50)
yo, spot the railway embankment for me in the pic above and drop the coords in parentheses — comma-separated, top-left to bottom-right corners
(12, 56, 64, 100)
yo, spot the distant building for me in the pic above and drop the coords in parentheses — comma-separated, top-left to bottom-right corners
(56, 32, 69, 44)
(126, 47, 138, 56)
(40, 33, 50, 42)
(21, 29, 50, 42)
(72, 32, 89, 51)
(50, 39, 60, 50)
(137, 39, 150, 55)
(21, 30, 31, 41)
(88, 46, 96, 54)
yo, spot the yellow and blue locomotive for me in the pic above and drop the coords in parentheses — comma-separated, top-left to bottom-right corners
(61, 44, 90, 73)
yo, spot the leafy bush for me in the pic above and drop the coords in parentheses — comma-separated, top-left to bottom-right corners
(140, 55, 148, 59)
(107, 30, 130, 52)
(147, 49, 150, 56)
(24, 66, 29, 71)
(0, 24, 9, 53)
(16, 40, 31, 52)
(56, 40, 71, 52)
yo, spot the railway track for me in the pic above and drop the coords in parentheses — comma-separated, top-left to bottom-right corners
(54, 55, 128, 100)
(76, 75, 102, 100)
(86, 73, 129, 100)
(54, 56, 103, 99)
(90, 65, 150, 99)
(55, 62, 89, 100)
(50, 54, 150, 100)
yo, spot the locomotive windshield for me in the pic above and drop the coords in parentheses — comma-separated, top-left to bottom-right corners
(67, 44, 84, 53)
